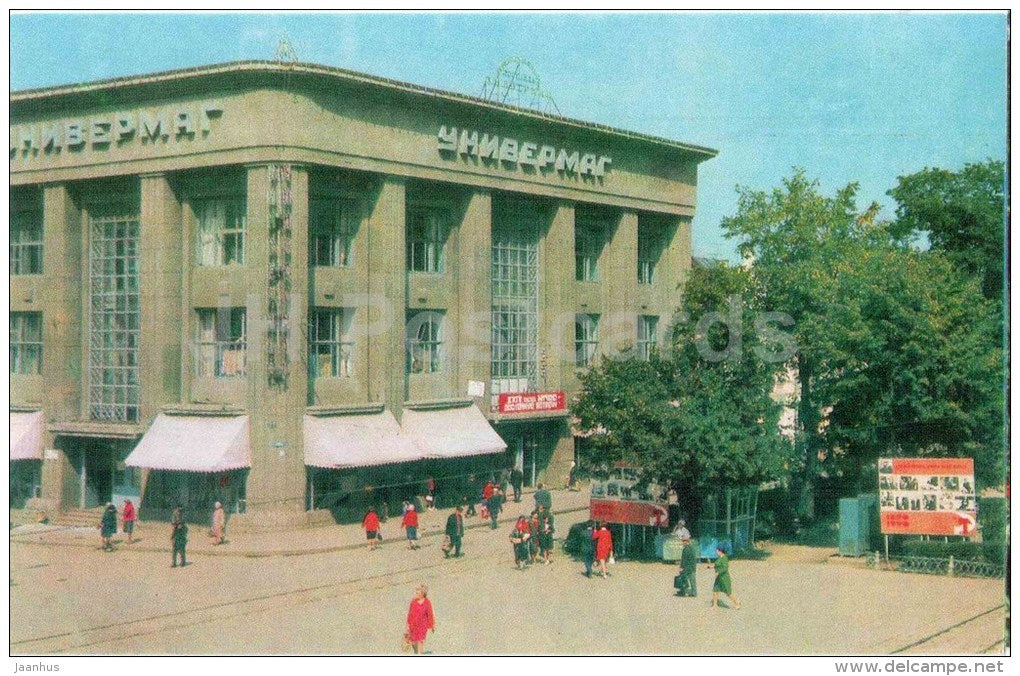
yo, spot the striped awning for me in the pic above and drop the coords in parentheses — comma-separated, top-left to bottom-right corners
(401, 404, 507, 459)
(10, 411, 43, 461)
(304, 411, 423, 469)
(125, 414, 250, 472)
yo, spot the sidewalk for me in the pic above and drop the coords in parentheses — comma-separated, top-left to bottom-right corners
(9, 486, 591, 558)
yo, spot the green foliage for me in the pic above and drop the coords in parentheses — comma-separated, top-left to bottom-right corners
(901, 539, 1004, 565)
(718, 168, 1006, 519)
(978, 496, 1007, 544)
(888, 160, 1006, 302)
(572, 263, 792, 514)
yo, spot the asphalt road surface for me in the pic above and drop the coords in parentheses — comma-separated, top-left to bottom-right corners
(10, 520, 1006, 655)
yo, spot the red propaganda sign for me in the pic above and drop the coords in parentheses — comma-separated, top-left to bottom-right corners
(878, 457, 977, 536)
(497, 391, 566, 415)
(590, 498, 669, 527)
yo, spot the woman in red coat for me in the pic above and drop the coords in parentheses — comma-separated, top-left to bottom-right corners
(594, 522, 614, 579)
(363, 506, 381, 551)
(406, 584, 435, 654)
(401, 504, 420, 550)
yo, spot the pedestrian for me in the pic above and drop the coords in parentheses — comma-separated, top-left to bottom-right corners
(99, 502, 117, 551)
(510, 466, 524, 502)
(444, 506, 465, 558)
(673, 518, 691, 541)
(405, 584, 436, 655)
(211, 501, 226, 545)
(528, 510, 541, 563)
(711, 546, 741, 609)
(121, 499, 136, 544)
(171, 506, 188, 568)
(499, 467, 510, 495)
(465, 474, 478, 516)
(402, 503, 420, 550)
(363, 505, 381, 551)
(426, 476, 437, 511)
(565, 461, 577, 490)
(488, 487, 504, 529)
(481, 479, 494, 520)
(534, 482, 552, 512)
(537, 504, 555, 564)
(510, 516, 531, 570)
(581, 520, 596, 578)
(594, 521, 613, 579)
(676, 535, 698, 597)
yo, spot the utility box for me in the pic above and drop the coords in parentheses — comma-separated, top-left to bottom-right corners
(655, 534, 684, 562)
(838, 497, 870, 556)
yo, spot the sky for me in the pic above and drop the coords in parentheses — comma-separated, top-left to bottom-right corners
(9, 11, 1008, 261)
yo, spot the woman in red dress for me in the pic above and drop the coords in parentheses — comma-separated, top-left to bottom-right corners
(406, 584, 436, 654)
(594, 522, 614, 579)
(362, 506, 381, 551)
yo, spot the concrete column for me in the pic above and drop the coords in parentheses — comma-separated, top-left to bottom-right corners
(604, 210, 639, 356)
(658, 216, 692, 315)
(543, 202, 575, 394)
(138, 173, 183, 424)
(456, 189, 492, 412)
(39, 184, 82, 510)
(366, 177, 407, 421)
(240, 164, 310, 518)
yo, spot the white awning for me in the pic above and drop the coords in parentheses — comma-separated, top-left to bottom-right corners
(401, 404, 507, 459)
(125, 414, 250, 472)
(304, 411, 423, 469)
(10, 411, 43, 461)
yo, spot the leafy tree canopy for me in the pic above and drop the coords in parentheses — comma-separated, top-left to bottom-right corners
(888, 160, 1005, 302)
(572, 263, 791, 517)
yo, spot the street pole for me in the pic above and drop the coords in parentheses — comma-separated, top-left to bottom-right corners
(884, 534, 890, 566)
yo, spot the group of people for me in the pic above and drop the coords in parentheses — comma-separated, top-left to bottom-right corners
(97, 499, 227, 568)
(508, 504, 556, 569)
(670, 520, 741, 609)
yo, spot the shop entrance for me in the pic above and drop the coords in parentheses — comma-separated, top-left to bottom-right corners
(68, 438, 138, 509)
(512, 434, 540, 487)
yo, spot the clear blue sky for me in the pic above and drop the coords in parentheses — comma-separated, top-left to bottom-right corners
(10, 11, 1007, 261)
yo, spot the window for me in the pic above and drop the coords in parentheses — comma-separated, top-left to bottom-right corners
(406, 310, 443, 374)
(10, 205, 43, 275)
(575, 212, 607, 282)
(407, 207, 447, 273)
(638, 220, 663, 285)
(310, 199, 356, 267)
(10, 312, 42, 374)
(88, 206, 140, 422)
(575, 314, 600, 368)
(195, 307, 247, 377)
(196, 199, 246, 266)
(309, 308, 355, 378)
(491, 212, 539, 394)
(638, 315, 659, 361)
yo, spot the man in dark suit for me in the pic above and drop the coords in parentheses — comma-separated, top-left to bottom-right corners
(444, 505, 465, 558)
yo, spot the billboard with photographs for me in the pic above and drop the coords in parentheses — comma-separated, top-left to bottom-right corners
(878, 457, 977, 536)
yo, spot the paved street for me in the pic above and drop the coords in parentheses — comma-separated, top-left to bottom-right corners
(9, 500, 1006, 655)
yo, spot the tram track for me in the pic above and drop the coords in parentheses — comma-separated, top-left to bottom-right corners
(889, 605, 1006, 655)
(12, 550, 500, 654)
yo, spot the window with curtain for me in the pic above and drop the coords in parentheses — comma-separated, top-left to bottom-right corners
(195, 198, 246, 266)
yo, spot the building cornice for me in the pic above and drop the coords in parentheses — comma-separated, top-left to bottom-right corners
(11, 60, 718, 162)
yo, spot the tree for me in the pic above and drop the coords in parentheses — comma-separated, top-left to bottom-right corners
(720, 170, 875, 520)
(572, 263, 790, 524)
(722, 170, 1006, 520)
(820, 245, 1005, 490)
(888, 160, 1005, 303)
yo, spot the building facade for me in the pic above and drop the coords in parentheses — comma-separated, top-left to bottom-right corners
(9, 61, 715, 527)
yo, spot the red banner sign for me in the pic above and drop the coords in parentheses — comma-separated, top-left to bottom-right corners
(878, 457, 976, 536)
(497, 391, 566, 414)
(590, 498, 669, 527)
